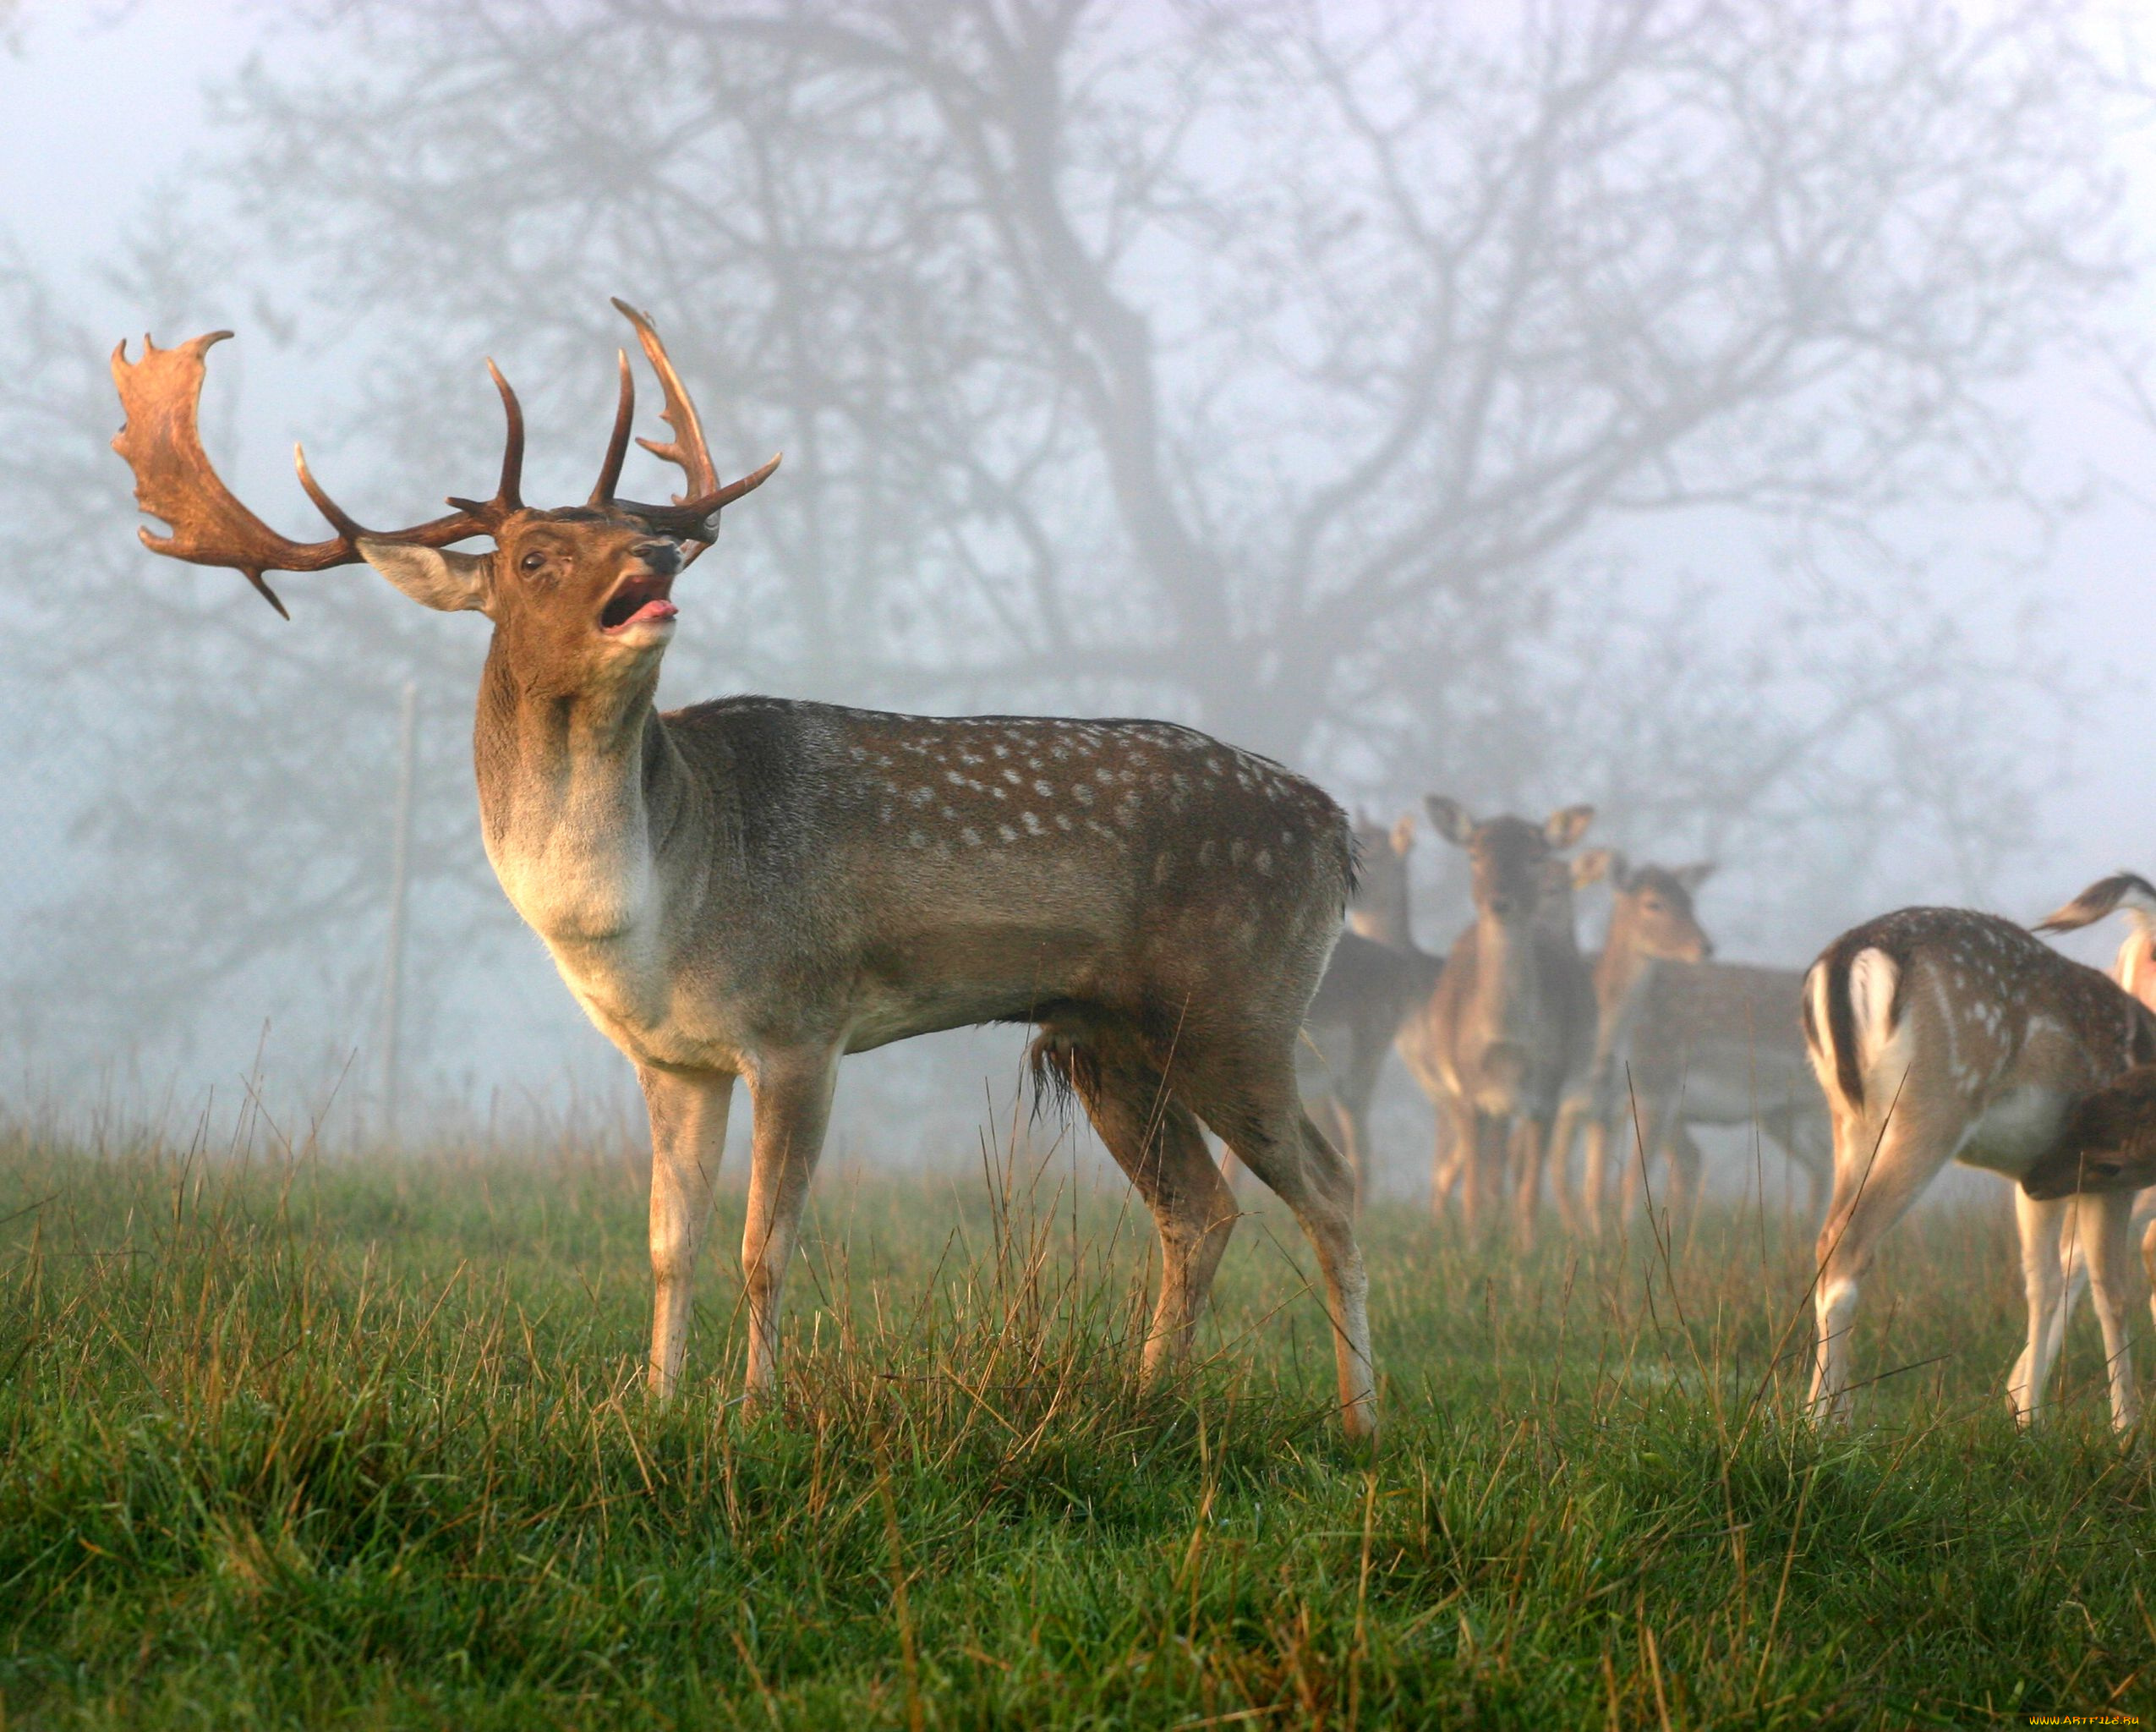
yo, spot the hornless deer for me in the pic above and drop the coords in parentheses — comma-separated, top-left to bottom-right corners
(1398, 799, 1596, 1237)
(1299, 815, 1442, 1211)
(1547, 855, 1715, 1230)
(1608, 957, 1834, 1233)
(112, 307, 1377, 1436)
(1445, 846, 1612, 1228)
(1803, 907, 2156, 1430)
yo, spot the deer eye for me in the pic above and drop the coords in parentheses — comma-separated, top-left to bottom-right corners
(519, 551, 545, 573)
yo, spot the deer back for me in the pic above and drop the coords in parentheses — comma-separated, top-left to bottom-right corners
(1803, 907, 2156, 1180)
(577, 700, 1356, 1066)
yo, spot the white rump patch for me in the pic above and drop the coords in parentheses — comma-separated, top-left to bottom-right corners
(1847, 946, 1903, 1089)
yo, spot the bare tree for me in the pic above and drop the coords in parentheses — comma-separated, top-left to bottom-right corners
(3, 0, 2140, 1088)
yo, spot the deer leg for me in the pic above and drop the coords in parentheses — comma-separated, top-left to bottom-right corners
(1043, 1028, 1236, 1376)
(1464, 1111, 1508, 1235)
(2029, 1206, 2087, 1403)
(642, 1066, 737, 1400)
(1200, 1061, 1376, 1439)
(2007, 1187, 2071, 1428)
(1320, 1088, 1366, 1219)
(2077, 1191, 2142, 1432)
(1510, 1114, 1548, 1246)
(1580, 1114, 1612, 1235)
(1549, 1093, 1589, 1236)
(1809, 1104, 1952, 1426)
(2142, 1210, 2156, 1338)
(1338, 1028, 1390, 1216)
(1431, 1099, 1469, 1220)
(1666, 1123, 1704, 1241)
(739, 1047, 840, 1398)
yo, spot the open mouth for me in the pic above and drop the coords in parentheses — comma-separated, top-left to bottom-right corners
(599, 571, 677, 634)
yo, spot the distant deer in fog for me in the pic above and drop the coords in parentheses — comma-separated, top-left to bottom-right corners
(1548, 854, 1712, 1229)
(1398, 799, 1596, 1238)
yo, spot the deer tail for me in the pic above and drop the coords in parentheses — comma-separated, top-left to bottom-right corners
(1804, 935, 1902, 1115)
(2034, 871, 2156, 940)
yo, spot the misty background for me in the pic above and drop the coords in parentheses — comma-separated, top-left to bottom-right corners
(3, 0, 2154, 1198)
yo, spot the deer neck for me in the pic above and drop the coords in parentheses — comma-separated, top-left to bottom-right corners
(1593, 914, 1663, 1019)
(1469, 909, 1540, 1039)
(470, 643, 704, 948)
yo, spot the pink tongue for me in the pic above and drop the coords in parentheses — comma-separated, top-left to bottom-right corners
(629, 598, 677, 625)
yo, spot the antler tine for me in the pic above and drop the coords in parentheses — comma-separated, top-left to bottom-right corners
(611, 297, 718, 502)
(489, 358, 525, 512)
(589, 348, 635, 506)
(294, 442, 369, 540)
(605, 296, 780, 557)
(449, 358, 527, 519)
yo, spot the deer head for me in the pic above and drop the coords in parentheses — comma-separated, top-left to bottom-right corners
(1423, 797, 1595, 927)
(1601, 853, 1715, 963)
(111, 299, 780, 685)
(1346, 810, 1419, 947)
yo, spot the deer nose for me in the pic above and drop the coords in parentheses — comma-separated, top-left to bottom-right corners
(1698, 938, 1716, 960)
(632, 540, 682, 578)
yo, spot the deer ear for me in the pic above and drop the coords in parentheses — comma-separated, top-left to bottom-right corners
(1604, 849, 1633, 891)
(1672, 861, 1716, 894)
(1545, 804, 1595, 849)
(1571, 847, 1613, 890)
(358, 540, 494, 614)
(1390, 814, 1417, 858)
(1424, 796, 1475, 847)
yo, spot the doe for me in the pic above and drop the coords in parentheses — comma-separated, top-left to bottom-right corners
(1803, 907, 2156, 1430)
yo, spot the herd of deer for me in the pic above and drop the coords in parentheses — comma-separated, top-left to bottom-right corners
(1297, 803, 1823, 1239)
(110, 303, 2156, 1444)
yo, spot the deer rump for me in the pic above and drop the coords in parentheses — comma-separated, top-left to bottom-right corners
(1804, 907, 2156, 1197)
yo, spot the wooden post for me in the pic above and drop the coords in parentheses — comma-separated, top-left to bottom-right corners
(380, 679, 419, 1143)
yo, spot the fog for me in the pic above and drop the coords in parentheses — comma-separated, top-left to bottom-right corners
(3, 0, 2154, 1198)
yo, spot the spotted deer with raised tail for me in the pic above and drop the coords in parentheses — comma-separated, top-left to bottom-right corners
(112, 304, 1377, 1437)
(2022, 874, 2156, 1384)
(1803, 907, 2156, 1430)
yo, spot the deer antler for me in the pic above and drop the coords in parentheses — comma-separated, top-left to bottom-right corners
(116, 304, 778, 611)
(112, 331, 523, 617)
(600, 298, 780, 553)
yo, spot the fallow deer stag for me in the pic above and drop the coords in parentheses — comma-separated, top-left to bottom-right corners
(1398, 799, 1596, 1237)
(112, 305, 1377, 1437)
(1299, 814, 1442, 1211)
(1803, 907, 2156, 1430)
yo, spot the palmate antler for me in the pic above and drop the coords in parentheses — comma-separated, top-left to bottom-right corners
(112, 300, 780, 616)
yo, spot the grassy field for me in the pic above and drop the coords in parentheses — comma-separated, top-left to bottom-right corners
(1, 1114, 2153, 1729)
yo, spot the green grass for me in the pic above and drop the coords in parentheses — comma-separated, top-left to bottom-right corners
(1, 1113, 2152, 1729)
